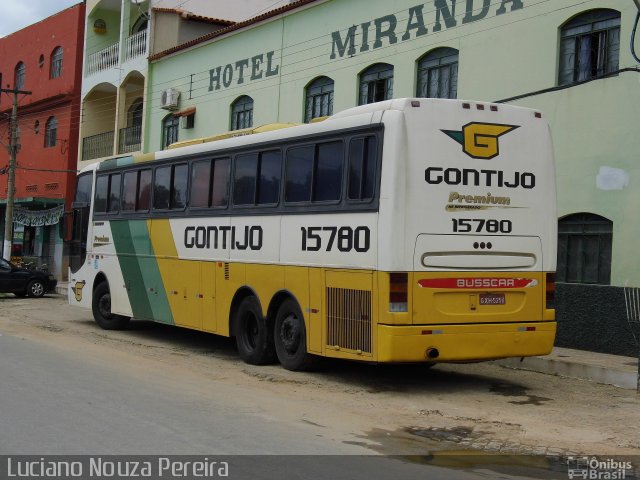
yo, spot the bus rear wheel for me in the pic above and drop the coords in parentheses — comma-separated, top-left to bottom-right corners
(234, 296, 275, 365)
(92, 282, 130, 330)
(274, 299, 318, 371)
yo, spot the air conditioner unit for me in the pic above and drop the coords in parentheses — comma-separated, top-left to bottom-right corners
(160, 88, 180, 110)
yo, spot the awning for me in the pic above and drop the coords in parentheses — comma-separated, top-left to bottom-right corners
(174, 106, 196, 117)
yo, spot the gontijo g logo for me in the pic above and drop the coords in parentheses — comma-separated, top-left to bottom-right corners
(442, 123, 519, 160)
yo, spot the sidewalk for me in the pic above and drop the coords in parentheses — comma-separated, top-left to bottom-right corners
(52, 283, 638, 390)
(55, 281, 68, 296)
(494, 347, 639, 390)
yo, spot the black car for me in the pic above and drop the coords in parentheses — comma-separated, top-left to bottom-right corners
(0, 258, 57, 298)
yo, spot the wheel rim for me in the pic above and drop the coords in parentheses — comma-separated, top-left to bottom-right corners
(31, 282, 44, 296)
(98, 293, 113, 319)
(279, 313, 301, 355)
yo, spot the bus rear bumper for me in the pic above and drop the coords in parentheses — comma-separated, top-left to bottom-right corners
(377, 321, 556, 363)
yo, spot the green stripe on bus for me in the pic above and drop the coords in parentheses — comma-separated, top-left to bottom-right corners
(98, 156, 135, 171)
(111, 220, 174, 325)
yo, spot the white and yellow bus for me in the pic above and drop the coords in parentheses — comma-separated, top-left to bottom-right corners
(67, 98, 557, 370)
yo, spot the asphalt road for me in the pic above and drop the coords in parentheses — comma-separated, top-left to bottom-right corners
(1, 294, 637, 479)
(0, 330, 545, 480)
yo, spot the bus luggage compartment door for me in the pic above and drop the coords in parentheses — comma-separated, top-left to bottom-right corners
(412, 234, 544, 325)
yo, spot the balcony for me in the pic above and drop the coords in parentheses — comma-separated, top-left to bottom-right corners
(118, 124, 142, 154)
(124, 29, 148, 62)
(86, 42, 119, 77)
(82, 131, 114, 161)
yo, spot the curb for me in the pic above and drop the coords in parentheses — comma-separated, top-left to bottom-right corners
(495, 350, 638, 390)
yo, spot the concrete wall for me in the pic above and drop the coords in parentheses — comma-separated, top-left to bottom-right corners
(556, 284, 640, 357)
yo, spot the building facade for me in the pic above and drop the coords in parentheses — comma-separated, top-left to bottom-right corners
(0, 3, 85, 278)
(145, 0, 640, 291)
(78, 0, 298, 170)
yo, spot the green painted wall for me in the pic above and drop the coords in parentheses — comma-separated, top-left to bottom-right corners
(147, 0, 640, 286)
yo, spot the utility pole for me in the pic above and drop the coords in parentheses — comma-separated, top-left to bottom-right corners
(1, 87, 31, 260)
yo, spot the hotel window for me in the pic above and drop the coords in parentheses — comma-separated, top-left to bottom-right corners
(231, 96, 254, 130)
(15, 62, 25, 89)
(51, 47, 63, 79)
(359, 63, 394, 105)
(557, 213, 612, 285)
(417, 48, 459, 99)
(44, 117, 57, 148)
(162, 114, 179, 150)
(559, 9, 620, 85)
(305, 76, 334, 122)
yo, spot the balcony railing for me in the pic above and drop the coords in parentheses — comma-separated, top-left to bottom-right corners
(86, 42, 119, 76)
(124, 29, 148, 62)
(82, 131, 114, 161)
(118, 124, 142, 154)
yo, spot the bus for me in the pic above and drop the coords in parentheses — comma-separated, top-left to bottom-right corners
(67, 98, 557, 371)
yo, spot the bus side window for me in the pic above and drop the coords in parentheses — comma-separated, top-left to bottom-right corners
(122, 171, 138, 211)
(314, 141, 343, 202)
(348, 136, 377, 201)
(107, 174, 121, 213)
(211, 158, 230, 208)
(138, 169, 152, 211)
(234, 153, 258, 205)
(191, 160, 212, 208)
(95, 173, 121, 214)
(171, 164, 188, 210)
(154, 166, 171, 210)
(257, 150, 281, 205)
(94, 175, 109, 213)
(285, 146, 313, 203)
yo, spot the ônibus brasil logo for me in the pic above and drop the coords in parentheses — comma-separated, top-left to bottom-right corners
(442, 122, 519, 160)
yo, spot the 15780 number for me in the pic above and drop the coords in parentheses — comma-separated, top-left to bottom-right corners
(301, 226, 370, 252)
(452, 218, 512, 234)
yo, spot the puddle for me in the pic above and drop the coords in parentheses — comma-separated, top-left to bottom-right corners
(359, 427, 571, 479)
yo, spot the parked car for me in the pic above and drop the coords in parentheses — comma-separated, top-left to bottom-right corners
(0, 258, 57, 297)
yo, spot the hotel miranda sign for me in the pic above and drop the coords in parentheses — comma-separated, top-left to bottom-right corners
(330, 0, 524, 59)
(207, 0, 523, 92)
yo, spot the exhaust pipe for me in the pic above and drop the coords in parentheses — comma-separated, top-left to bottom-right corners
(426, 348, 440, 359)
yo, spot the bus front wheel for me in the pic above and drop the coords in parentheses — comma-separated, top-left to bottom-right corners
(92, 282, 130, 330)
(274, 299, 318, 371)
(234, 296, 275, 365)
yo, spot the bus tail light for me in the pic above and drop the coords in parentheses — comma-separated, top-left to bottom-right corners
(545, 273, 556, 309)
(389, 272, 408, 312)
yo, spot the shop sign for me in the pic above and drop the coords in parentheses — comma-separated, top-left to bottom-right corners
(13, 205, 64, 227)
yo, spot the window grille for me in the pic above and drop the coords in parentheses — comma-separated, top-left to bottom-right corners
(557, 213, 612, 285)
(559, 9, 620, 85)
(51, 47, 63, 79)
(359, 64, 394, 105)
(305, 77, 334, 122)
(231, 96, 254, 130)
(417, 48, 459, 99)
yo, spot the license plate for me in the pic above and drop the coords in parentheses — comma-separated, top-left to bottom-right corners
(480, 293, 506, 306)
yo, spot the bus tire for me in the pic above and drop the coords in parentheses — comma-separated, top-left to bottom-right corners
(234, 296, 275, 365)
(92, 282, 130, 330)
(274, 299, 318, 371)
